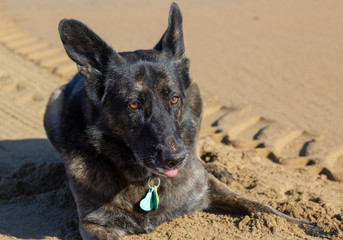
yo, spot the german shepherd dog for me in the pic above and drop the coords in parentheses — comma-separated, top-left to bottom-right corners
(44, 3, 324, 239)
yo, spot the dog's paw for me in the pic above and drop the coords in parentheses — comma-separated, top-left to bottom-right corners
(300, 221, 329, 239)
(204, 163, 234, 185)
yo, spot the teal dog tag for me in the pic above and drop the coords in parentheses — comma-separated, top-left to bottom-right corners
(140, 187, 154, 211)
(140, 187, 159, 211)
(140, 177, 161, 212)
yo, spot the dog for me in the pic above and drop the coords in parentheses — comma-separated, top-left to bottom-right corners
(44, 3, 324, 239)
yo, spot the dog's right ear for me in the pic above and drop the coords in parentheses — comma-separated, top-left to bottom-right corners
(58, 19, 122, 79)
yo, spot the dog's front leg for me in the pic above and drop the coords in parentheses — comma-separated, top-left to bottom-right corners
(80, 222, 124, 240)
(206, 173, 326, 237)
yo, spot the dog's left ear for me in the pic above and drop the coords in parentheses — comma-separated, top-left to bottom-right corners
(154, 3, 185, 61)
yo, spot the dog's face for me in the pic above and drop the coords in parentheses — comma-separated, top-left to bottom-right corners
(59, 4, 191, 177)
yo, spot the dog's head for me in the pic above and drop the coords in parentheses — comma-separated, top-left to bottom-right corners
(59, 3, 192, 178)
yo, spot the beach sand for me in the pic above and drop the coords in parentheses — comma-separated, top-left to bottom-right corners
(0, 0, 342, 239)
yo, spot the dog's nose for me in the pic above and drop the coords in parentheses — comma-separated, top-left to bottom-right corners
(163, 150, 186, 169)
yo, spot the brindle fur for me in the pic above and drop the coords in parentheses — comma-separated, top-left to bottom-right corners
(44, 3, 325, 239)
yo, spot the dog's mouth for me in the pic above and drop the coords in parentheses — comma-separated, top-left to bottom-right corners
(144, 160, 186, 178)
(135, 153, 188, 178)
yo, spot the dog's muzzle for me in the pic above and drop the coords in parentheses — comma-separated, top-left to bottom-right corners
(162, 149, 187, 169)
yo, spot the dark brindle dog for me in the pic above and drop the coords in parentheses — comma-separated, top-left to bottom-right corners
(44, 3, 324, 239)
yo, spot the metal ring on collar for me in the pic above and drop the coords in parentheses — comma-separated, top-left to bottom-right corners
(148, 177, 160, 188)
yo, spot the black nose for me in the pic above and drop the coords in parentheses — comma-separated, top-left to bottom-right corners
(163, 150, 186, 169)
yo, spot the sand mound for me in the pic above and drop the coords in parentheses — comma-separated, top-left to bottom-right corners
(1, 138, 342, 240)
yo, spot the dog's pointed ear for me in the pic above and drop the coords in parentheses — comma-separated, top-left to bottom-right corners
(59, 19, 122, 79)
(154, 3, 185, 60)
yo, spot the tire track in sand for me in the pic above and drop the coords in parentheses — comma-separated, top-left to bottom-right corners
(0, 12, 71, 139)
(0, 13, 76, 80)
(200, 98, 343, 182)
(0, 44, 65, 139)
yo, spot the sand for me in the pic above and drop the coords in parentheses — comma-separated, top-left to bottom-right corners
(0, 0, 342, 239)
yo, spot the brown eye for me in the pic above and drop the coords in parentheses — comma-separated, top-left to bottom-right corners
(129, 102, 139, 109)
(171, 96, 179, 105)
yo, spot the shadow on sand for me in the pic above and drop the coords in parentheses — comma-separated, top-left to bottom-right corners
(0, 139, 80, 239)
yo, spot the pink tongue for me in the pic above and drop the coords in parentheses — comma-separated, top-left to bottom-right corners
(162, 169, 178, 177)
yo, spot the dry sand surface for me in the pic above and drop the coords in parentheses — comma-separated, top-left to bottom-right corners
(0, 0, 342, 239)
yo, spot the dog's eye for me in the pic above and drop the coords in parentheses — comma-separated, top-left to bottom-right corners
(129, 102, 139, 109)
(171, 96, 179, 105)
